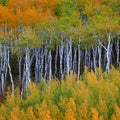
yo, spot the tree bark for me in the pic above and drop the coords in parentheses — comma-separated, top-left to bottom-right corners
(8, 47, 14, 95)
(44, 48, 48, 82)
(98, 41, 102, 69)
(59, 44, 63, 79)
(54, 46, 58, 79)
(116, 40, 119, 69)
(73, 48, 77, 73)
(18, 56, 22, 81)
(69, 39, 72, 74)
(48, 49, 52, 81)
(106, 33, 112, 73)
(77, 44, 80, 81)
(92, 46, 97, 73)
(35, 48, 39, 83)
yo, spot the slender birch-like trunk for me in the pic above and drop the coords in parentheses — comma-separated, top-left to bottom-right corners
(59, 43, 63, 79)
(66, 42, 69, 75)
(54, 46, 58, 79)
(4, 47, 8, 83)
(85, 49, 87, 68)
(103, 48, 106, 69)
(40, 47, 44, 82)
(8, 47, 14, 95)
(98, 41, 102, 69)
(98, 35, 112, 72)
(35, 48, 39, 83)
(77, 44, 80, 81)
(106, 33, 112, 73)
(25, 48, 31, 87)
(92, 46, 97, 73)
(3, 46, 8, 92)
(18, 56, 22, 81)
(85, 49, 90, 70)
(21, 63, 26, 99)
(64, 42, 69, 75)
(21, 48, 31, 97)
(0, 45, 4, 96)
(69, 39, 72, 74)
(44, 48, 48, 82)
(0, 45, 7, 96)
(88, 50, 91, 71)
(48, 49, 52, 81)
(73, 48, 77, 73)
(116, 40, 119, 68)
(34, 48, 42, 83)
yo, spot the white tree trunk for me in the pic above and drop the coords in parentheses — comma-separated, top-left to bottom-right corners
(77, 44, 80, 81)
(59, 44, 63, 79)
(66, 42, 69, 75)
(92, 46, 97, 73)
(35, 48, 43, 83)
(48, 49, 52, 81)
(116, 40, 119, 68)
(54, 46, 58, 78)
(25, 48, 31, 87)
(35, 48, 39, 83)
(18, 56, 22, 81)
(88, 50, 91, 71)
(85, 49, 87, 67)
(73, 48, 77, 73)
(106, 33, 112, 73)
(64, 42, 69, 75)
(8, 47, 14, 95)
(40, 47, 44, 82)
(69, 39, 72, 74)
(44, 48, 48, 82)
(0, 45, 5, 96)
(98, 41, 102, 69)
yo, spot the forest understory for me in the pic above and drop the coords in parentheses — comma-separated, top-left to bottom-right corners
(0, 0, 119, 97)
(0, 67, 120, 120)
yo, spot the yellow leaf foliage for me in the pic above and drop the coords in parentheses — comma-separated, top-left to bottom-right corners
(0, 67, 120, 120)
(111, 104, 120, 120)
(91, 108, 103, 120)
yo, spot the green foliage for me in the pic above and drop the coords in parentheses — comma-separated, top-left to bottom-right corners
(0, 0, 119, 50)
(0, 0, 7, 5)
(18, 27, 41, 49)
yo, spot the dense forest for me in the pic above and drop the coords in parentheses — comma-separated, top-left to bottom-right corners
(0, 0, 120, 117)
(0, 0, 119, 103)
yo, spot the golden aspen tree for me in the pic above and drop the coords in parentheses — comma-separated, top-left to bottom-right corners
(111, 104, 120, 120)
(64, 98, 76, 120)
(7, 0, 32, 11)
(23, 8, 40, 25)
(91, 108, 103, 120)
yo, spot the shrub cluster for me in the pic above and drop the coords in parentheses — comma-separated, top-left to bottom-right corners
(0, 67, 120, 120)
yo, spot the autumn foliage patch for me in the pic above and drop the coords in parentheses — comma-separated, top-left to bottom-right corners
(0, 67, 120, 120)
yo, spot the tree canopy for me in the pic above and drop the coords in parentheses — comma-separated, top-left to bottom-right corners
(0, 0, 119, 48)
